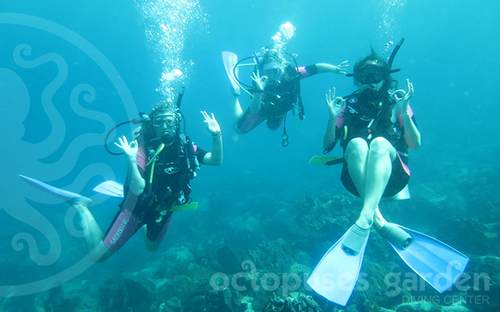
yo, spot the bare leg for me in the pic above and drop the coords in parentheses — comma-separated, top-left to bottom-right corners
(233, 96, 244, 119)
(345, 137, 396, 228)
(344, 138, 369, 198)
(374, 206, 387, 228)
(357, 138, 396, 228)
(72, 200, 103, 250)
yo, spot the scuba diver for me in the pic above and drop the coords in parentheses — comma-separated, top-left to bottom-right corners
(222, 22, 349, 146)
(307, 40, 469, 305)
(20, 99, 223, 261)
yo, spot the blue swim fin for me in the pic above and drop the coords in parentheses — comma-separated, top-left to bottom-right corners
(20, 175, 127, 200)
(307, 225, 370, 306)
(222, 51, 241, 95)
(93, 180, 124, 198)
(19, 174, 88, 202)
(308, 155, 344, 166)
(383, 223, 469, 293)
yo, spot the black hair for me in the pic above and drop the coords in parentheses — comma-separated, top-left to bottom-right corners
(284, 64, 298, 79)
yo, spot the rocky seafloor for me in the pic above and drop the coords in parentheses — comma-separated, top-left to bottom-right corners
(1, 161, 498, 312)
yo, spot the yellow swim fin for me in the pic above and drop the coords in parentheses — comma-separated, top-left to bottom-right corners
(309, 155, 344, 166)
(171, 201, 199, 212)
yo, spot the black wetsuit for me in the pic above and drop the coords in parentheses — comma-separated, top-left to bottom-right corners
(236, 65, 319, 133)
(334, 89, 415, 197)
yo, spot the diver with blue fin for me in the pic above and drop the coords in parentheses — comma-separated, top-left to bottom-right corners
(20, 91, 223, 261)
(307, 39, 469, 305)
(222, 22, 349, 146)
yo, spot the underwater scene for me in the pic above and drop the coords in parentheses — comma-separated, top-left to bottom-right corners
(0, 0, 499, 311)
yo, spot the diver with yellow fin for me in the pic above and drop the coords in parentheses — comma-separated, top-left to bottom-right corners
(307, 39, 469, 306)
(21, 91, 223, 261)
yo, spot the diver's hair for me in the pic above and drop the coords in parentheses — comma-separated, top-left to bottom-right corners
(150, 102, 180, 119)
(259, 47, 288, 70)
(353, 52, 389, 78)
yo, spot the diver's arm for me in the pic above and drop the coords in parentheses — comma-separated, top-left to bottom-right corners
(394, 79, 421, 149)
(202, 132, 223, 166)
(126, 156, 146, 195)
(323, 88, 343, 152)
(200, 111, 223, 166)
(323, 115, 337, 152)
(402, 109, 421, 149)
(249, 92, 263, 113)
(313, 61, 350, 75)
(115, 136, 145, 195)
(249, 71, 265, 112)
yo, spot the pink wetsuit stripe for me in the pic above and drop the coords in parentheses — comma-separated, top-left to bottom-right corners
(336, 107, 346, 127)
(103, 210, 141, 252)
(237, 111, 265, 133)
(136, 147, 146, 171)
(397, 153, 411, 176)
(407, 104, 414, 118)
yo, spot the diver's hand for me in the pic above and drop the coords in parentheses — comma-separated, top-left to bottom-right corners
(391, 78, 414, 114)
(115, 136, 138, 160)
(326, 87, 344, 118)
(334, 60, 350, 75)
(201, 111, 221, 136)
(250, 71, 267, 92)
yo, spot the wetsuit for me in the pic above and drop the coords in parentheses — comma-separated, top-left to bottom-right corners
(331, 89, 415, 197)
(102, 135, 206, 253)
(236, 65, 319, 133)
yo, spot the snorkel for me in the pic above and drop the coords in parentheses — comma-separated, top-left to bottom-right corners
(387, 38, 404, 71)
(348, 38, 404, 83)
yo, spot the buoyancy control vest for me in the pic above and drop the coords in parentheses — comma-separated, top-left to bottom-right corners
(338, 89, 407, 153)
(125, 134, 200, 223)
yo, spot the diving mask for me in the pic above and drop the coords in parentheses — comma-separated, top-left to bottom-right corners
(355, 63, 388, 85)
(152, 112, 180, 140)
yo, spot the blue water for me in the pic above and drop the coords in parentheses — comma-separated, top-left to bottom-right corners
(0, 0, 499, 310)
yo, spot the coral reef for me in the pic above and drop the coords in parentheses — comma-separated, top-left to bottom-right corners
(263, 292, 322, 312)
(1, 164, 497, 311)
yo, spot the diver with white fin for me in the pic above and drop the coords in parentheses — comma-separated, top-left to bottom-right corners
(307, 39, 469, 306)
(222, 22, 349, 146)
(21, 91, 223, 261)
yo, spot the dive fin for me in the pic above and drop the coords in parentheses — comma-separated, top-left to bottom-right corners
(171, 201, 199, 212)
(19, 174, 88, 202)
(307, 225, 370, 306)
(93, 180, 124, 198)
(222, 51, 241, 94)
(309, 155, 344, 166)
(382, 223, 469, 293)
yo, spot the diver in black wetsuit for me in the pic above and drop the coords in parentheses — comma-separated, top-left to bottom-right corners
(223, 22, 349, 146)
(323, 48, 421, 254)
